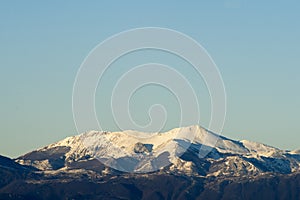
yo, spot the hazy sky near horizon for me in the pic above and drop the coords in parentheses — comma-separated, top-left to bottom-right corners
(1, 1, 299, 157)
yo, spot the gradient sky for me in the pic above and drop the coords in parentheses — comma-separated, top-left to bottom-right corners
(1, 1, 299, 157)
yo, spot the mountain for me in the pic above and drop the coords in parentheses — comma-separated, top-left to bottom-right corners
(15, 125, 300, 176)
(1, 125, 300, 199)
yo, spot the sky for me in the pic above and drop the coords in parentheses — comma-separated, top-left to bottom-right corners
(0, 0, 299, 157)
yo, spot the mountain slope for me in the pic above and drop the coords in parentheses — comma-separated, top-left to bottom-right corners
(1, 157, 300, 200)
(0, 155, 38, 193)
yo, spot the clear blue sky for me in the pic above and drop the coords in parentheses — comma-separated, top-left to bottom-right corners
(1, 1, 299, 157)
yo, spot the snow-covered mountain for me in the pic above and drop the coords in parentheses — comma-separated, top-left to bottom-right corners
(16, 125, 300, 177)
(3, 126, 300, 199)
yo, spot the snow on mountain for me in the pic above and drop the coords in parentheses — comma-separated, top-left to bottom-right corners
(291, 149, 300, 154)
(240, 140, 282, 157)
(16, 125, 300, 177)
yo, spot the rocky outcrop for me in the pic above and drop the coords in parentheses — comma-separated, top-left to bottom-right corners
(133, 142, 152, 154)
